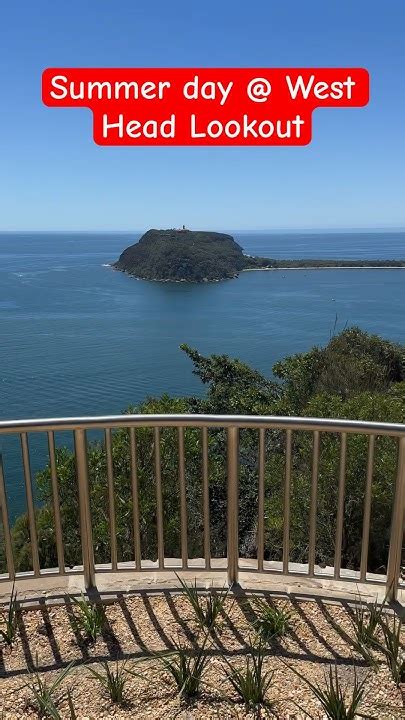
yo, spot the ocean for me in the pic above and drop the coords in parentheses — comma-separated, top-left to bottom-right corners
(0, 229, 404, 516)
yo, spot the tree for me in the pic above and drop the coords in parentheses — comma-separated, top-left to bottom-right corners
(273, 326, 404, 411)
(180, 344, 279, 414)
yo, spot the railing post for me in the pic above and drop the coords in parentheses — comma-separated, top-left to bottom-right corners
(227, 426, 239, 586)
(386, 437, 405, 600)
(0, 453, 15, 581)
(74, 429, 96, 590)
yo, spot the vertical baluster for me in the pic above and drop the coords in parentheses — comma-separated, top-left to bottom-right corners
(227, 426, 239, 586)
(130, 428, 142, 570)
(386, 437, 405, 600)
(360, 434, 375, 582)
(202, 427, 211, 570)
(47, 431, 65, 574)
(257, 428, 265, 571)
(308, 430, 320, 577)
(74, 428, 95, 589)
(178, 427, 188, 569)
(0, 453, 15, 580)
(20, 433, 40, 576)
(282, 429, 292, 574)
(154, 427, 165, 569)
(105, 429, 117, 571)
(334, 432, 347, 579)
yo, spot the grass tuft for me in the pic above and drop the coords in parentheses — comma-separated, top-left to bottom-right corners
(249, 597, 291, 642)
(325, 600, 381, 669)
(24, 658, 75, 719)
(175, 573, 229, 634)
(349, 596, 386, 650)
(87, 660, 143, 705)
(70, 593, 105, 642)
(375, 615, 405, 686)
(223, 639, 275, 713)
(287, 662, 370, 720)
(158, 632, 210, 699)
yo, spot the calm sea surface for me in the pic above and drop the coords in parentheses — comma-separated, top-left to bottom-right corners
(1, 230, 404, 516)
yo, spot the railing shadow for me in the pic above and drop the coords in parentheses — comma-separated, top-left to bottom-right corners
(0, 588, 370, 680)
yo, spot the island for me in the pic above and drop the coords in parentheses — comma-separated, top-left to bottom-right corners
(113, 228, 405, 283)
(113, 229, 248, 282)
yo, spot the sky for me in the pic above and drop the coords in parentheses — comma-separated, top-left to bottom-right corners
(0, 1, 404, 231)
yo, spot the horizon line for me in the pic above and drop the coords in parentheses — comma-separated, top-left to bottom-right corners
(0, 226, 405, 234)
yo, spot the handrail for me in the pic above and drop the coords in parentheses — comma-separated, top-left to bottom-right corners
(0, 413, 404, 436)
(0, 413, 404, 602)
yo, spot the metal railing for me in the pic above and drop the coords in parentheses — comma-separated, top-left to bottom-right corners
(0, 414, 404, 599)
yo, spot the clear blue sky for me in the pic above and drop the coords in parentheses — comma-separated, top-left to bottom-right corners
(0, 1, 404, 231)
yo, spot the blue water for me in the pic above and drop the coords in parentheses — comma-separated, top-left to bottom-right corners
(0, 230, 404, 516)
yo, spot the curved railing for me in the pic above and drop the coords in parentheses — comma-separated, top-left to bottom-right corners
(0, 414, 404, 599)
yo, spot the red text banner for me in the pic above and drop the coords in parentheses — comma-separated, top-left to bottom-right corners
(42, 67, 369, 146)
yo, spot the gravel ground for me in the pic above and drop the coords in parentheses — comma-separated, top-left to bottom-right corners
(0, 592, 403, 718)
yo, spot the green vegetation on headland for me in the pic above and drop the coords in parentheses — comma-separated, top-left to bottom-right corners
(248, 258, 405, 269)
(113, 228, 405, 282)
(113, 229, 247, 282)
(4, 327, 404, 577)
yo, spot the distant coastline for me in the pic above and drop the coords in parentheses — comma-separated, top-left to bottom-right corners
(108, 262, 405, 285)
(243, 265, 405, 272)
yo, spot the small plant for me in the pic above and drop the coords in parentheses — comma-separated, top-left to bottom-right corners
(349, 596, 386, 650)
(71, 593, 105, 642)
(288, 663, 370, 720)
(88, 660, 142, 705)
(249, 596, 291, 642)
(376, 615, 405, 686)
(24, 660, 75, 719)
(326, 602, 379, 669)
(223, 640, 275, 713)
(158, 632, 210, 699)
(0, 581, 18, 647)
(176, 573, 229, 634)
